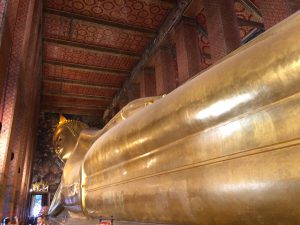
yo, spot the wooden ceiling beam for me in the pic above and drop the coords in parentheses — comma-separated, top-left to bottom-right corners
(42, 103, 106, 110)
(44, 61, 128, 77)
(43, 91, 113, 101)
(42, 94, 110, 106)
(237, 18, 264, 30)
(43, 80, 119, 91)
(43, 38, 141, 58)
(43, 60, 130, 74)
(42, 92, 113, 101)
(41, 105, 103, 116)
(43, 77, 120, 89)
(43, 62, 128, 77)
(44, 42, 140, 60)
(44, 8, 157, 35)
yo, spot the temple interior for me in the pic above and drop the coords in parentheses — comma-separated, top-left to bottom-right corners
(0, 0, 300, 225)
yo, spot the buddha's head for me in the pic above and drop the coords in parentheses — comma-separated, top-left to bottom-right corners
(53, 114, 88, 162)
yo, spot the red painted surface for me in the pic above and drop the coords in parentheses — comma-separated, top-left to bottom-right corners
(43, 81, 117, 97)
(44, 13, 154, 53)
(257, 0, 300, 29)
(42, 0, 176, 114)
(234, 1, 263, 40)
(44, 0, 174, 30)
(140, 69, 156, 97)
(44, 64, 126, 87)
(196, 9, 212, 69)
(0, 0, 42, 221)
(154, 47, 177, 95)
(175, 20, 203, 84)
(42, 94, 111, 107)
(204, 0, 241, 62)
(44, 42, 138, 71)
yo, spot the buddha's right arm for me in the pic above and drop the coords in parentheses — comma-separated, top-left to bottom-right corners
(48, 183, 64, 216)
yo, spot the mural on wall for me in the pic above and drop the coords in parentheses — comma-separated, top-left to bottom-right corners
(32, 112, 103, 197)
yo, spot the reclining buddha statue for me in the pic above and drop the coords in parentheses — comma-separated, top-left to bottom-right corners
(49, 12, 300, 225)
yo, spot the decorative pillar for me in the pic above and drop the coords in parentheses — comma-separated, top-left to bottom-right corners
(140, 67, 156, 97)
(257, 0, 300, 29)
(154, 47, 178, 95)
(0, 0, 41, 220)
(204, 0, 241, 63)
(175, 18, 202, 84)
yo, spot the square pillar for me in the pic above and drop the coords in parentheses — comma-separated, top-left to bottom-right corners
(175, 19, 202, 84)
(204, 0, 241, 62)
(127, 83, 140, 102)
(154, 47, 178, 95)
(140, 67, 156, 97)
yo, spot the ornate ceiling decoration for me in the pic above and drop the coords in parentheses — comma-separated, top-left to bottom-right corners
(41, 0, 177, 116)
(44, 0, 174, 30)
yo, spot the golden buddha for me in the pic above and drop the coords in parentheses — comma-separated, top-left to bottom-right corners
(49, 12, 300, 225)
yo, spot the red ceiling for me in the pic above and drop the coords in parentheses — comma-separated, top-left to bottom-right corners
(44, 0, 174, 30)
(41, 0, 176, 116)
(43, 81, 118, 97)
(42, 94, 110, 108)
(44, 13, 154, 53)
(43, 64, 126, 87)
(43, 42, 139, 71)
(41, 0, 262, 116)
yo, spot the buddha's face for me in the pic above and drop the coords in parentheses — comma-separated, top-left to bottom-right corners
(53, 126, 78, 162)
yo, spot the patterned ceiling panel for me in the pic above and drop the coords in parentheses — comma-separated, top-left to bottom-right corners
(44, 64, 127, 87)
(44, 13, 72, 40)
(43, 81, 117, 97)
(44, 0, 175, 30)
(62, 83, 117, 97)
(43, 42, 138, 71)
(42, 94, 110, 108)
(44, 13, 154, 53)
(43, 80, 62, 93)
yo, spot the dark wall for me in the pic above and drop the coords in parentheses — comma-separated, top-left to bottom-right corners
(32, 112, 103, 197)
